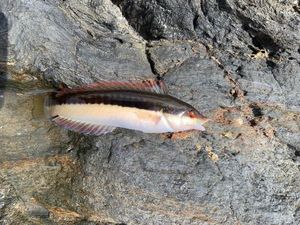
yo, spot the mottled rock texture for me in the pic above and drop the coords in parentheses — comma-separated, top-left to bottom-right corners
(0, 0, 300, 224)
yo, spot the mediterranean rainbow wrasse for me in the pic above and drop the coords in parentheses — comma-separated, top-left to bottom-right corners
(44, 79, 209, 135)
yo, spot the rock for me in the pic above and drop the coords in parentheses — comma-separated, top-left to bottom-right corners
(27, 204, 50, 218)
(0, 12, 7, 109)
(1, 0, 153, 86)
(146, 40, 196, 75)
(116, 0, 300, 112)
(0, 0, 300, 224)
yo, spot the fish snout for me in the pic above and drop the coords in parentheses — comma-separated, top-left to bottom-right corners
(193, 116, 210, 131)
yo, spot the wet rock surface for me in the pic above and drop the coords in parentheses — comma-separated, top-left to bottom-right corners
(0, 0, 300, 224)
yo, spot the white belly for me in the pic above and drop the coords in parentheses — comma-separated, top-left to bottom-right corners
(48, 103, 175, 133)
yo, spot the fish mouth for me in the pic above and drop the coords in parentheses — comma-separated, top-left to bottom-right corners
(197, 124, 206, 131)
(195, 115, 210, 124)
(192, 108, 210, 123)
(200, 117, 210, 124)
(194, 117, 210, 131)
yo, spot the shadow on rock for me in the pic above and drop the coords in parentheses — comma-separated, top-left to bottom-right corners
(0, 12, 8, 109)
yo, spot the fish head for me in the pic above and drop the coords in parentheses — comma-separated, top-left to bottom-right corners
(163, 108, 209, 132)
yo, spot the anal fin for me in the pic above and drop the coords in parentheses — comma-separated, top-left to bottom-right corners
(52, 116, 116, 135)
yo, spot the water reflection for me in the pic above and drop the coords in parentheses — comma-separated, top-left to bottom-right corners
(0, 12, 7, 108)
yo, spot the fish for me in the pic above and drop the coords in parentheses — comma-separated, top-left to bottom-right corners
(44, 79, 209, 135)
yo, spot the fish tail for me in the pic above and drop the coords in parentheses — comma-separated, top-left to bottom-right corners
(43, 93, 58, 119)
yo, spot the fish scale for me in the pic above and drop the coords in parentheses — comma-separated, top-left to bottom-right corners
(45, 79, 208, 135)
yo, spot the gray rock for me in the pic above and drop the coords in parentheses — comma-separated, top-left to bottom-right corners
(0, 0, 300, 224)
(27, 204, 50, 218)
(146, 40, 196, 76)
(1, 0, 153, 86)
(116, 0, 300, 111)
(0, 12, 8, 109)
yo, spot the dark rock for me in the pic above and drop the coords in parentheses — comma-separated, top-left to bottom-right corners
(116, 0, 300, 112)
(146, 40, 204, 76)
(27, 204, 50, 218)
(0, 0, 300, 225)
(0, 12, 8, 109)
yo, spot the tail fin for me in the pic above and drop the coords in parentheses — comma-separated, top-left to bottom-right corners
(43, 92, 58, 120)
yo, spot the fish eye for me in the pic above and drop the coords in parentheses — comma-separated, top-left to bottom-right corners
(188, 111, 197, 118)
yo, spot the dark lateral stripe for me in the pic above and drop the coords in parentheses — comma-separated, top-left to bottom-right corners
(49, 90, 189, 114)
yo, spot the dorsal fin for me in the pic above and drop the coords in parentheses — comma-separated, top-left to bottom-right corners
(56, 79, 168, 97)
